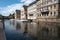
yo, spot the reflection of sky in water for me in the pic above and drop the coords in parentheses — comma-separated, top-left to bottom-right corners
(4, 20, 22, 33)
(4, 20, 35, 40)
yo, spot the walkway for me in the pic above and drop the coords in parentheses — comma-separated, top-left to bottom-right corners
(0, 21, 6, 40)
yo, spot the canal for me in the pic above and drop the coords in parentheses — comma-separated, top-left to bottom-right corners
(4, 20, 60, 40)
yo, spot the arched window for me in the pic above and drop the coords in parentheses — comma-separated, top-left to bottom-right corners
(54, 11, 56, 16)
(51, 12, 52, 16)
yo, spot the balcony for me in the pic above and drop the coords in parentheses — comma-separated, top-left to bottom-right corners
(41, 9, 49, 12)
(41, 1, 57, 7)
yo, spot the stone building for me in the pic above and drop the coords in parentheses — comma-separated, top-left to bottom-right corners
(36, 0, 60, 22)
(15, 10, 21, 20)
(20, 5, 27, 20)
(23, 5, 28, 19)
(27, 0, 38, 22)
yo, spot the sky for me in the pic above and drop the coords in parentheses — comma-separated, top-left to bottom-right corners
(0, 0, 36, 16)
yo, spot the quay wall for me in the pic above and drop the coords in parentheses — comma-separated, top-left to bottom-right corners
(35, 18, 60, 23)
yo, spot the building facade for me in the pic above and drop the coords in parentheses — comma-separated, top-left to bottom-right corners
(27, 1, 38, 22)
(15, 10, 21, 20)
(21, 5, 27, 20)
(36, 0, 60, 22)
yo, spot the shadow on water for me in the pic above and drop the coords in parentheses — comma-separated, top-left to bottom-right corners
(4, 20, 60, 40)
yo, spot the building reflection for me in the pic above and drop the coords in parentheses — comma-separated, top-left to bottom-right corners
(20, 22, 27, 33)
(27, 22, 60, 40)
(27, 22, 38, 37)
(37, 22, 59, 40)
(10, 20, 15, 26)
(15, 21, 21, 30)
(11, 21, 60, 40)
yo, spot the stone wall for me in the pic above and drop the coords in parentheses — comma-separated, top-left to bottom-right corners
(37, 18, 60, 22)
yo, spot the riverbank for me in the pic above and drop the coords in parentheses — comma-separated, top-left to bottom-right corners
(0, 22, 6, 40)
(32, 18, 60, 23)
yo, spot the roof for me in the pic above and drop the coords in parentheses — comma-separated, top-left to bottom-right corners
(27, 0, 39, 7)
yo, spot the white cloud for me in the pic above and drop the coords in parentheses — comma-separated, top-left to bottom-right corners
(20, 0, 27, 2)
(0, 0, 36, 16)
(21, 0, 36, 6)
(0, 3, 23, 16)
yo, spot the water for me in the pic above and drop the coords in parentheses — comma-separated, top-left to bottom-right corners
(4, 20, 35, 40)
(4, 20, 60, 40)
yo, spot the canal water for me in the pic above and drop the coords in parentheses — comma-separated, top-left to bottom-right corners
(4, 20, 60, 40)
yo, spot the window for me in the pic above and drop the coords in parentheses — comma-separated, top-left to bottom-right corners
(48, 6, 52, 10)
(54, 11, 56, 16)
(51, 12, 52, 16)
(54, 4, 56, 9)
(29, 14, 33, 16)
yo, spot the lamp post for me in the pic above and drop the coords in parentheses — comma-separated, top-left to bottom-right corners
(2, 16, 5, 29)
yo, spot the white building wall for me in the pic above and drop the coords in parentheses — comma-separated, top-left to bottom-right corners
(27, 4, 37, 20)
(21, 7, 26, 20)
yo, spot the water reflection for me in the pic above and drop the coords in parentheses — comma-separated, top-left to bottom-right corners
(27, 22, 38, 37)
(15, 21, 21, 30)
(4, 20, 60, 40)
(27, 22, 60, 40)
(37, 22, 59, 40)
(5, 20, 35, 40)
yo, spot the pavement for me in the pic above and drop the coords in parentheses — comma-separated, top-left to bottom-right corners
(0, 21, 6, 40)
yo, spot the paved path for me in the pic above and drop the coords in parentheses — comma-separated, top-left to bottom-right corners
(0, 21, 6, 40)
